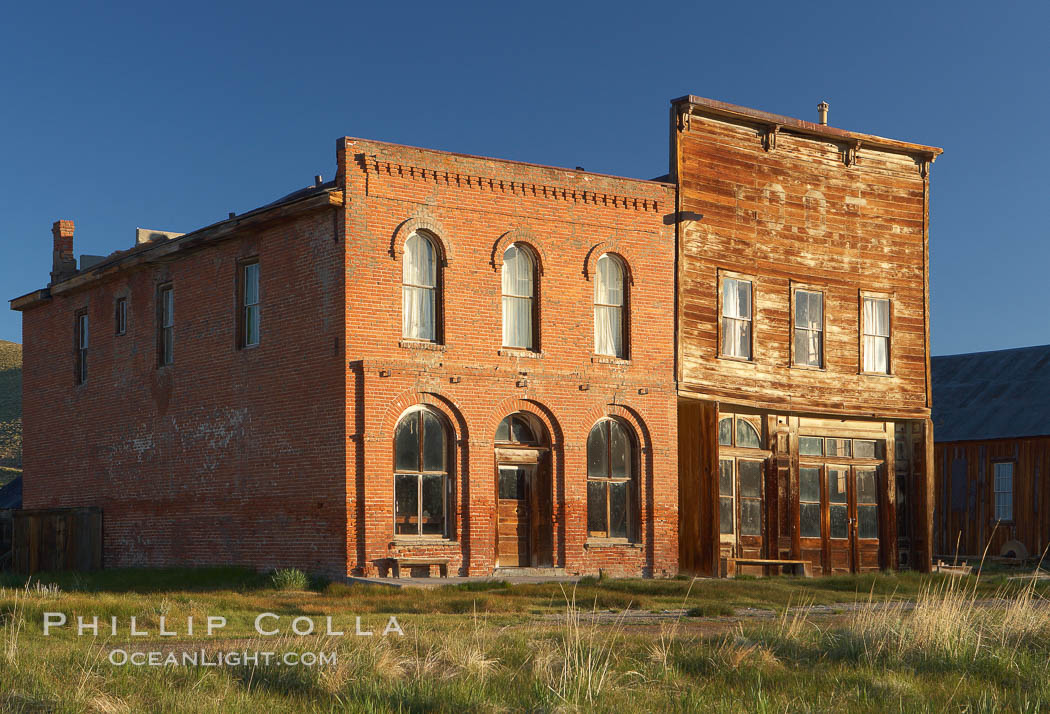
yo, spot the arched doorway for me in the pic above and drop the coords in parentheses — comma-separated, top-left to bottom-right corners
(494, 412, 552, 568)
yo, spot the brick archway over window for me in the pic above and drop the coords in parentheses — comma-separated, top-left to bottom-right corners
(584, 242, 636, 284)
(485, 396, 563, 447)
(390, 217, 454, 264)
(490, 229, 549, 275)
(579, 403, 652, 454)
(380, 390, 468, 447)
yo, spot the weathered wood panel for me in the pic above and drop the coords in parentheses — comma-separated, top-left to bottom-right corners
(934, 436, 1050, 561)
(675, 110, 931, 419)
(12, 507, 102, 575)
(0, 509, 13, 570)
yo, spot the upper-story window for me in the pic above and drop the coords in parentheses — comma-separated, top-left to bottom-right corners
(158, 284, 174, 366)
(75, 310, 88, 385)
(402, 231, 439, 342)
(115, 298, 127, 336)
(240, 261, 260, 348)
(862, 296, 891, 374)
(721, 277, 752, 360)
(594, 254, 626, 358)
(501, 244, 535, 350)
(793, 289, 823, 368)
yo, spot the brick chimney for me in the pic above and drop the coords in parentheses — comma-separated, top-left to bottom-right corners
(50, 219, 77, 284)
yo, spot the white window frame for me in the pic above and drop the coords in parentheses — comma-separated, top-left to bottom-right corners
(501, 244, 535, 350)
(993, 461, 1014, 522)
(861, 294, 891, 374)
(593, 254, 626, 358)
(402, 232, 440, 342)
(719, 273, 753, 361)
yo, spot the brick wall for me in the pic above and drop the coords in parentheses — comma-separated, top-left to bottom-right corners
(20, 209, 347, 575)
(18, 137, 678, 579)
(339, 139, 678, 576)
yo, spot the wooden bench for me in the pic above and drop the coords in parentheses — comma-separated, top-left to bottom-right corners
(721, 557, 809, 577)
(389, 557, 450, 579)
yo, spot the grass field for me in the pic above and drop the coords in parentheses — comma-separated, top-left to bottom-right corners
(2, 567, 1049, 712)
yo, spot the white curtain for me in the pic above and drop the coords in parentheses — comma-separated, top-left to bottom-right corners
(594, 255, 624, 357)
(501, 244, 533, 348)
(862, 298, 890, 373)
(721, 278, 751, 359)
(403, 233, 437, 340)
(794, 290, 822, 366)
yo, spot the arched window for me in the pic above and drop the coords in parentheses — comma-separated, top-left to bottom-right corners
(402, 231, 439, 342)
(594, 254, 626, 358)
(393, 407, 450, 537)
(502, 244, 535, 349)
(586, 419, 635, 540)
(718, 415, 761, 449)
(737, 420, 761, 449)
(495, 412, 541, 445)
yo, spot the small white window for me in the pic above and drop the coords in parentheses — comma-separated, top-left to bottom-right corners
(115, 298, 127, 336)
(241, 262, 260, 347)
(721, 278, 752, 360)
(158, 285, 174, 366)
(501, 244, 534, 349)
(402, 232, 438, 342)
(862, 297, 890, 373)
(594, 254, 625, 358)
(75, 311, 88, 384)
(994, 462, 1013, 522)
(793, 289, 823, 367)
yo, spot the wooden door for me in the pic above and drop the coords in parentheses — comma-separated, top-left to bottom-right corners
(735, 459, 766, 563)
(497, 465, 530, 567)
(798, 466, 824, 574)
(853, 466, 881, 571)
(826, 465, 853, 573)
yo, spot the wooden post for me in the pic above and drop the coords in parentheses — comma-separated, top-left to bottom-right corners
(920, 418, 935, 572)
(884, 422, 898, 570)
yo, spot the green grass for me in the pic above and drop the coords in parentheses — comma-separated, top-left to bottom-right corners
(1, 568, 1049, 712)
(0, 339, 21, 469)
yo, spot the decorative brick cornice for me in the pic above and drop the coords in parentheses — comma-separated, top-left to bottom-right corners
(490, 228, 549, 275)
(364, 157, 664, 214)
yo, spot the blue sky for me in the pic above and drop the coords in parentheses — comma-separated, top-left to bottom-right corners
(1, 1, 1046, 354)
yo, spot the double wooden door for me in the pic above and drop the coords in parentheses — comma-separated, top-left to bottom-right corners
(800, 464, 881, 574)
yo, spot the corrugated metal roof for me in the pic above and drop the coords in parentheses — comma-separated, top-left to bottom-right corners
(0, 475, 21, 509)
(932, 345, 1050, 442)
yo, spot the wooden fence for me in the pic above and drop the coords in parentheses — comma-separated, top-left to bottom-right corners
(11, 507, 102, 574)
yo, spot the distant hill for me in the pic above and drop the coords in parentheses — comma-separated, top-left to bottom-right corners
(0, 340, 22, 483)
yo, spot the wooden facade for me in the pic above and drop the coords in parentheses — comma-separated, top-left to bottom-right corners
(673, 96, 940, 576)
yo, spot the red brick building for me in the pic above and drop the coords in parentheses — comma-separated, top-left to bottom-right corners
(11, 138, 678, 577)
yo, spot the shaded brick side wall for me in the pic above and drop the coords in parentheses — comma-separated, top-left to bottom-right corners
(339, 140, 678, 576)
(21, 210, 347, 574)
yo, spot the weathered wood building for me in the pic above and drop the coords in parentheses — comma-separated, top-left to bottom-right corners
(933, 345, 1050, 561)
(672, 96, 941, 576)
